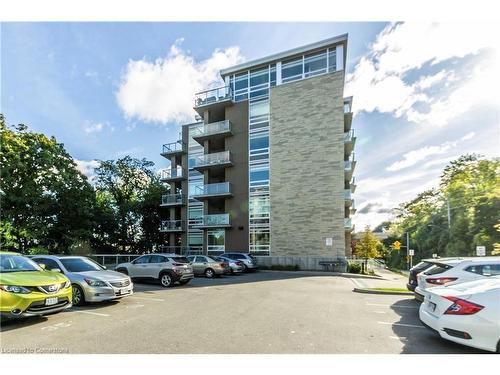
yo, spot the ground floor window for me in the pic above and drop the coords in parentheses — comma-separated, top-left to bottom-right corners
(207, 230, 225, 255)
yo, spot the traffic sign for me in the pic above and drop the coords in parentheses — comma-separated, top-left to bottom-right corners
(476, 246, 486, 256)
(409, 249, 414, 256)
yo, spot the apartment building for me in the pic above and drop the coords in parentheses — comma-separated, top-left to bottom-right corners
(159, 34, 356, 270)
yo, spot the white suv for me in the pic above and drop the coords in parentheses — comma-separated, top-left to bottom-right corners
(115, 253, 194, 287)
(415, 257, 500, 302)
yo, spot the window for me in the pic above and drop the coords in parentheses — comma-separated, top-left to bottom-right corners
(328, 48, 337, 72)
(60, 258, 102, 272)
(195, 256, 207, 263)
(424, 264, 453, 275)
(250, 167, 269, 182)
(270, 64, 276, 86)
(35, 258, 60, 271)
(466, 264, 500, 276)
(250, 67, 269, 88)
(250, 133, 269, 150)
(170, 256, 189, 264)
(149, 255, 166, 263)
(281, 57, 303, 83)
(304, 50, 327, 77)
(207, 230, 225, 254)
(133, 256, 150, 264)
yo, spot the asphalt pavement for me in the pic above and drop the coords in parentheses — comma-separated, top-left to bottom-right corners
(0, 270, 489, 354)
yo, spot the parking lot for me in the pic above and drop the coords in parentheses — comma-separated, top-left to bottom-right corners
(0, 271, 489, 354)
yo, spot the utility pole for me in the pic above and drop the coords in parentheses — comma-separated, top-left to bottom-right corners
(406, 232, 410, 270)
(447, 198, 451, 229)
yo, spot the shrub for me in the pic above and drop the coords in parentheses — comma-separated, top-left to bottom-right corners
(27, 247, 50, 255)
(348, 262, 362, 274)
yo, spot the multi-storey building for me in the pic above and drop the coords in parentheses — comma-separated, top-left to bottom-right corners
(159, 33, 356, 270)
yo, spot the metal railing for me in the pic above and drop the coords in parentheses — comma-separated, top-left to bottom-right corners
(344, 153, 356, 171)
(160, 220, 184, 231)
(344, 189, 352, 200)
(193, 182, 231, 197)
(194, 86, 232, 107)
(160, 167, 183, 180)
(344, 129, 355, 142)
(161, 193, 184, 205)
(162, 141, 185, 154)
(344, 218, 353, 229)
(193, 151, 231, 168)
(192, 120, 231, 138)
(193, 214, 230, 227)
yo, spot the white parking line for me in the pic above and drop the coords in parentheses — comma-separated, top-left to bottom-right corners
(373, 311, 387, 314)
(73, 310, 110, 317)
(377, 321, 424, 329)
(366, 303, 418, 309)
(390, 336, 407, 340)
(128, 296, 165, 302)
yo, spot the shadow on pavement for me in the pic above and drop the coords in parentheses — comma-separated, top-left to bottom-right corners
(389, 299, 489, 354)
(0, 315, 48, 332)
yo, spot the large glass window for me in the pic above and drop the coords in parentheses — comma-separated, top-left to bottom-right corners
(328, 48, 337, 72)
(207, 230, 225, 254)
(281, 57, 303, 83)
(250, 132, 269, 150)
(234, 72, 248, 101)
(250, 67, 269, 87)
(250, 167, 269, 183)
(304, 50, 327, 77)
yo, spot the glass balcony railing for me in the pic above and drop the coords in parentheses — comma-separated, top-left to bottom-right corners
(162, 141, 185, 155)
(160, 167, 184, 180)
(192, 120, 231, 138)
(193, 151, 232, 168)
(345, 154, 356, 171)
(344, 98, 352, 113)
(160, 220, 184, 232)
(194, 86, 232, 108)
(344, 189, 352, 200)
(193, 182, 231, 197)
(344, 129, 355, 142)
(194, 214, 230, 227)
(344, 218, 353, 229)
(161, 194, 184, 205)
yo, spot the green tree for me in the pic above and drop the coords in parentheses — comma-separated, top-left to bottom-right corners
(355, 227, 381, 272)
(0, 115, 95, 253)
(94, 156, 156, 253)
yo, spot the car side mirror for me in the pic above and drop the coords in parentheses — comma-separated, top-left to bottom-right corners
(50, 268, 62, 273)
(38, 263, 46, 270)
(102, 265, 107, 270)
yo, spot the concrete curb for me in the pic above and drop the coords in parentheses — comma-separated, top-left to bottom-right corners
(353, 287, 413, 296)
(258, 270, 384, 280)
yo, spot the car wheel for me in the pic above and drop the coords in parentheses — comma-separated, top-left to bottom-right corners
(242, 264, 248, 272)
(497, 340, 500, 353)
(204, 268, 215, 278)
(159, 272, 173, 287)
(179, 280, 190, 285)
(116, 268, 128, 275)
(72, 284, 85, 306)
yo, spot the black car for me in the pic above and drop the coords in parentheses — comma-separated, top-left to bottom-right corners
(407, 259, 441, 291)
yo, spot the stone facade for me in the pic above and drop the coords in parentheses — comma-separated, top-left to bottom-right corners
(269, 71, 346, 258)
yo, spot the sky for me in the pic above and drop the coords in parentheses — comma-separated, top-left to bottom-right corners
(1, 22, 499, 230)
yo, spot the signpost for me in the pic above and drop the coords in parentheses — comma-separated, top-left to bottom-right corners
(476, 245, 486, 257)
(325, 238, 333, 246)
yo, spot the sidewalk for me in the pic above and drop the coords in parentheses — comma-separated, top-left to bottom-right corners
(349, 266, 408, 290)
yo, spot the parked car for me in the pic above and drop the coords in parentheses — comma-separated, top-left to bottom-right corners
(415, 257, 500, 302)
(187, 255, 230, 278)
(215, 256, 245, 274)
(31, 255, 133, 306)
(419, 276, 500, 353)
(221, 253, 258, 272)
(115, 253, 193, 287)
(0, 252, 72, 319)
(407, 258, 463, 291)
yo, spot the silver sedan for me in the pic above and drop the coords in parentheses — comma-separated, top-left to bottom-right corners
(31, 255, 133, 306)
(215, 256, 245, 274)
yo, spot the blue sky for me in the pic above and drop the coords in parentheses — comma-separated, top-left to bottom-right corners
(1, 22, 498, 229)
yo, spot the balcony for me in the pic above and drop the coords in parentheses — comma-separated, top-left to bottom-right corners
(344, 218, 354, 231)
(350, 177, 357, 193)
(344, 154, 356, 182)
(161, 141, 186, 158)
(194, 86, 233, 115)
(344, 129, 356, 157)
(192, 182, 232, 201)
(159, 167, 185, 182)
(192, 151, 233, 171)
(192, 120, 232, 144)
(160, 193, 185, 207)
(192, 214, 231, 229)
(344, 189, 353, 207)
(160, 220, 185, 232)
(344, 97, 353, 132)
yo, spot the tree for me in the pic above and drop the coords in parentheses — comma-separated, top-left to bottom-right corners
(94, 156, 157, 253)
(0, 115, 94, 253)
(355, 227, 381, 272)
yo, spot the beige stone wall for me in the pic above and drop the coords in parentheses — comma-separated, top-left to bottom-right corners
(269, 71, 346, 258)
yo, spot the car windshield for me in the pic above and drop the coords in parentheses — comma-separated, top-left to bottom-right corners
(60, 258, 103, 272)
(171, 256, 190, 264)
(424, 263, 453, 276)
(0, 254, 42, 273)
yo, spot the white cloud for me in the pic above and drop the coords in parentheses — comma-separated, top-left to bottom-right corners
(116, 39, 244, 124)
(83, 121, 114, 134)
(386, 132, 475, 172)
(74, 159, 99, 180)
(346, 22, 499, 126)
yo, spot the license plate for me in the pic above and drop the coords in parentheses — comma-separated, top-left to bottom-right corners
(428, 301, 436, 312)
(45, 297, 58, 306)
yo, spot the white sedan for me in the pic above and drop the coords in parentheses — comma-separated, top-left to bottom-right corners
(419, 277, 500, 353)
